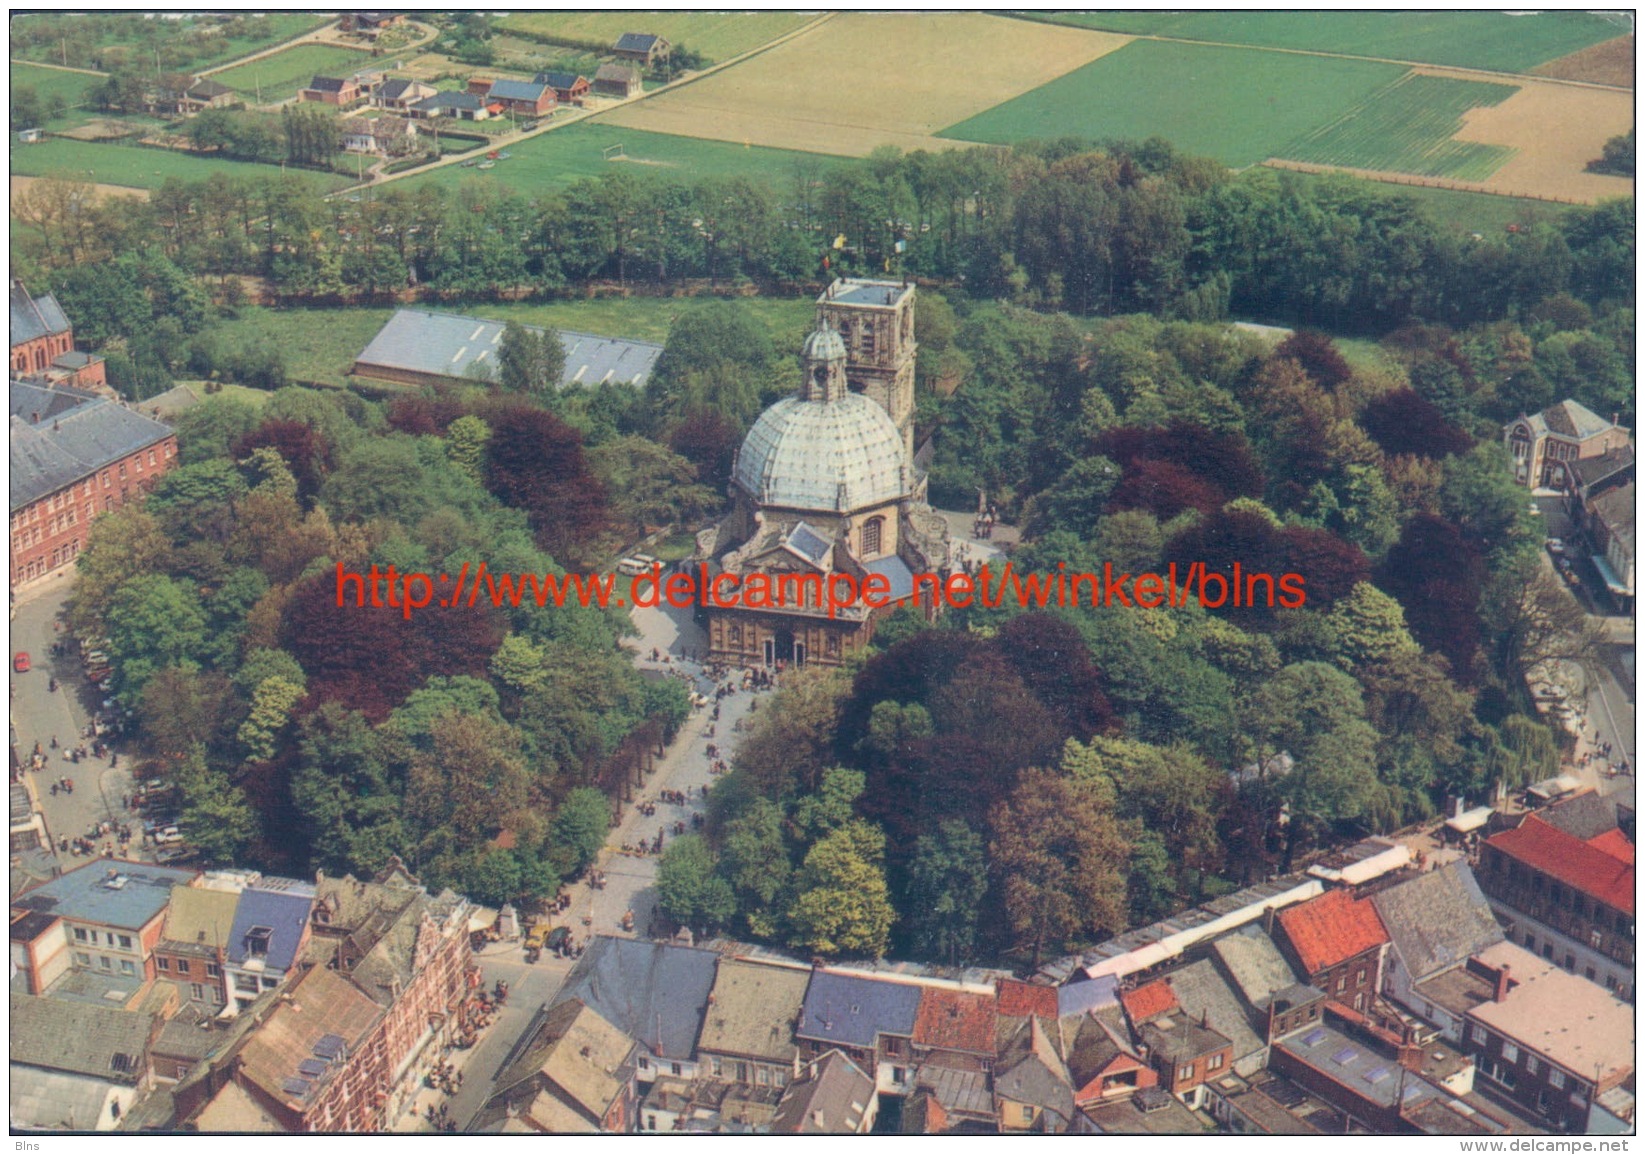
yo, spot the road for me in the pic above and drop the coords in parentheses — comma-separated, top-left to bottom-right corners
(9, 572, 141, 878)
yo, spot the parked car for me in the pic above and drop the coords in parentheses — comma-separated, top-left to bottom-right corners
(156, 844, 198, 865)
(12, 652, 29, 672)
(154, 827, 185, 845)
(1546, 538, 1565, 556)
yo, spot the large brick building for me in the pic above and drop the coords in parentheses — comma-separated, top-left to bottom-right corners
(10, 379, 177, 590)
(1504, 399, 1631, 489)
(1272, 889, 1389, 1014)
(11, 280, 105, 390)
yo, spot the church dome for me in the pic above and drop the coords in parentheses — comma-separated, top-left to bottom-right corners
(800, 325, 846, 364)
(733, 393, 911, 512)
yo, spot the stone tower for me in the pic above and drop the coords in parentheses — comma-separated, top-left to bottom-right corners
(815, 278, 917, 458)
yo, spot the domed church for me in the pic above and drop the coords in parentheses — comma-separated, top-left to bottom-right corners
(694, 279, 952, 668)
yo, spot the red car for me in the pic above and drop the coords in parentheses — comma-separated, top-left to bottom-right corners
(12, 652, 29, 673)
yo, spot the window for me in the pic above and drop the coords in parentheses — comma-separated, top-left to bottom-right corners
(861, 517, 883, 556)
(99, 956, 112, 970)
(1179, 1065, 1195, 1081)
(117, 934, 133, 950)
(1503, 1042, 1520, 1063)
(262, 977, 279, 990)
(1471, 1025, 1489, 1046)
(670, 1062, 682, 1077)
(205, 963, 219, 978)
(1336, 975, 1346, 993)
(1548, 1069, 1566, 1089)
(1021, 1105, 1034, 1124)
(1356, 967, 1366, 984)
(638, 1056, 649, 1070)
(1207, 1054, 1225, 1072)
(1526, 1056, 1539, 1075)
(75, 952, 91, 967)
(120, 959, 136, 975)
(711, 1057, 723, 1077)
(755, 1068, 768, 1086)
(73, 927, 88, 943)
(1353, 992, 1364, 1011)
(176, 959, 190, 976)
(191, 983, 205, 1001)
(157, 957, 170, 971)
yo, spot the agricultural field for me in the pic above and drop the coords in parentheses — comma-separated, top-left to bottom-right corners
(941, 40, 1404, 168)
(10, 63, 104, 129)
(211, 306, 394, 388)
(210, 44, 374, 105)
(1281, 74, 1518, 182)
(1533, 34, 1634, 87)
(1016, 10, 1629, 72)
(401, 123, 840, 196)
(494, 11, 817, 64)
(9, 137, 352, 195)
(604, 12, 1131, 156)
(1448, 77, 1636, 203)
(11, 13, 330, 73)
(1252, 169, 1563, 238)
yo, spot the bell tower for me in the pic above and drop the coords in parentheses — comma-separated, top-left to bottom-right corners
(816, 278, 916, 458)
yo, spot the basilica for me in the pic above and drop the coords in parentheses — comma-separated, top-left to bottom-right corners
(694, 279, 952, 668)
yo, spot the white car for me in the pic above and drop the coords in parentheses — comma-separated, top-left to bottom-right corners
(154, 827, 184, 845)
(1546, 539, 1565, 555)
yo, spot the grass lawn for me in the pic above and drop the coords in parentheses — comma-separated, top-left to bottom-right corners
(1016, 10, 1629, 72)
(940, 40, 1405, 168)
(12, 13, 330, 72)
(10, 137, 352, 193)
(211, 306, 395, 388)
(495, 12, 815, 64)
(11, 63, 104, 129)
(211, 44, 374, 104)
(1280, 74, 1518, 181)
(401, 122, 839, 195)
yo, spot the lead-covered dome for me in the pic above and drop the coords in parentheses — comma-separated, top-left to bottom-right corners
(733, 393, 911, 512)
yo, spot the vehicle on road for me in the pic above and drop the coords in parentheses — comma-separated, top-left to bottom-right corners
(1547, 538, 1565, 556)
(156, 844, 198, 865)
(13, 652, 29, 672)
(154, 827, 185, 845)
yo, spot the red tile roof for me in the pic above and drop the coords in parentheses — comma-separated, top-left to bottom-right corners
(995, 978, 1058, 1021)
(1275, 889, 1389, 978)
(1586, 827, 1635, 865)
(1489, 814, 1634, 914)
(911, 987, 997, 1055)
(1120, 979, 1179, 1026)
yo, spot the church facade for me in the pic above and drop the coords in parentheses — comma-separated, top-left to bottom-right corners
(694, 279, 951, 668)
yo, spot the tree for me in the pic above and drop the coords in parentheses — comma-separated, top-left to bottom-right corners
(588, 436, 715, 536)
(902, 818, 988, 965)
(657, 835, 736, 932)
(104, 575, 210, 702)
(717, 797, 790, 936)
(497, 321, 565, 392)
(175, 745, 258, 867)
(236, 674, 306, 763)
(990, 766, 1129, 967)
(446, 414, 490, 484)
(733, 667, 848, 799)
(1483, 559, 1608, 690)
(1321, 582, 1420, 671)
(1590, 127, 1634, 176)
(551, 786, 611, 875)
(786, 820, 896, 958)
(292, 704, 406, 876)
(790, 766, 866, 845)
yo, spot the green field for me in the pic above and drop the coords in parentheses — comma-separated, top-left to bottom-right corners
(1258, 168, 1564, 237)
(1280, 74, 1518, 181)
(940, 40, 1405, 168)
(211, 297, 816, 389)
(12, 13, 331, 72)
(210, 43, 374, 104)
(10, 137, 352, 194)
(1017, 10, 1629, 72)
(401, 122, 839, 195)
(10, 63, 104, 128)
(495, 11, 815, 64)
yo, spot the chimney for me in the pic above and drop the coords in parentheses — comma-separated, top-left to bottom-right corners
(1262, 905, 1277, 936)
(1493, 964, 1513, 1003)
(30, 411, 39, 424)
(1397, 1041, 1425, 1073)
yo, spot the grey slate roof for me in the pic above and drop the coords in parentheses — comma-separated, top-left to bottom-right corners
(1056, 974, 1118, 1019)
(771, 1050, 874, 1134)
(798, 970, 922, 1049)
(307, 76, 350, 93)
(1210, 925, 1300, 1011)
(552, 935, 720, 1061)
(376, 78, 419, 102)
(413, 90, 485, 113)
(11, 282, 70, 347)
(188, 79, 234, 99)
(1570, 445, 1634, 489)
(594, 63, 642, 84)
(1590, 482, 1635, 555)
(347, 887, 464, 1006)
(227, 887, 314, 972)
(12, 861, 196, 930)
(1165, 958, 1265, 1064)
(783, 521, 833, 566)
(487, 78, 548, 103)
(615, 32, 664, 52)
(1538, 789, 1625, 842)
(10, 382, 175, 512)
(11, 1064, 124, 1130)
(10, 992, 152, 1080)
(11, 380, 94, 423)
(535, 70, 586, 91)
(1540, 398, 1619, 441)
(1369, 862, 1504, 984)
(864, 554, 914, 599)
(995, 1017, 1073, 1122)
(1140, 1012, 1230, 1063)
(353, 309, 663, 388)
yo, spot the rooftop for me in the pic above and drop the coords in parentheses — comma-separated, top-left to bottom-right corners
(733, 393, 911, 513)
(490, 997, 635, 1125)
(1487, 812, 1634, 913)
(1278, 1020, 1442, 1111)
(1083, 1085, 1203, 1133)
(227, 888, 313, 972)
(1119, 978, 1178, 1026)
(10, 382, 176, 512)
(1166, 959, 1266, 1063)
(486, 78, 548, 103)
(1276, 888, 1389, 977)
(353, 309, 663, 388)
(771, 1050, 874, 1134)
(821, 278, 913, 309)
(236, 966, 382, 1113)
(614, 32, 665, 52)
(11, 281, 70, 347)
(12, 860, 196, 931)
(10, 992, 152, 1081)
(799, 969, 923, 1050)
(911, 986, 996, 1055)
(1208, 924, 1300, 1011)
(160, 886, 238, 956)
(996, 977, 1059, 1022)
(1369, 862, 1503, 983)
(695, 958, 809, 1065)
(553, 935, 719, 1061)
(1466, 942, 1634, 1082)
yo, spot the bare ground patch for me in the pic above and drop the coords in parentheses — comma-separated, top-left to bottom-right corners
(1444, 72, 1635, 202)
(602, 12, 1131, 157)
(1532, 34, 1634, 88)
(11, 175, 149, 207)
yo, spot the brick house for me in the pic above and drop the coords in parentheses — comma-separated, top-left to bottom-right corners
(10, 379, 178, 590)
(797, 970, 922, 1097)
(470, 998, 639, 1132)
(372, 77, 437, 112)
(694, 958, 808, 1090)
(1273, 889, 1389, 1014)
(481, 77, 554, 117)
(12, 280, 105, 388)
(1474, 808, 1634, 1000)
(592, 62, 642, 99)
(10, 860, 199, 988)
(154, 885, 238, 1009)
(534, 70, 590, 105)
(1503, 399, 1631, 488)
(613, 32, 671, 66)
(1461, 942, 1634, 1133)
(300, 75, 363, 107)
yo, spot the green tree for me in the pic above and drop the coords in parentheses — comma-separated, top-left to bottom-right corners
(236, 675, 306, 763)
(790, 766, 866, 845)
(903, 818, 988, 965)
(292, 704, 406, 876)
(1321, 582, 1420, 671)
(446, 414, 491, 483)
(718, 797, 790, 936)
(551, 786, 611, 875)
(657, 834, 736, 932)
(588, 436, 715, 535)
(787, 820, 896, 958)
(104, 575, 210, 702)
(175, 746, 258, 867)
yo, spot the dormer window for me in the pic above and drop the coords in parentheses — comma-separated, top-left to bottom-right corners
(244, 926, 273, 958)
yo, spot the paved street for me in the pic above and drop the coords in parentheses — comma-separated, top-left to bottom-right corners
(9, 573, 141, 880)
